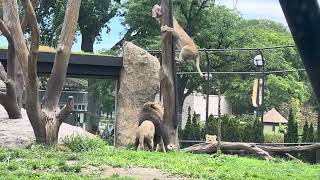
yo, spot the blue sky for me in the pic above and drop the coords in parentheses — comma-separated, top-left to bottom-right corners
(0, 0, 296, 52)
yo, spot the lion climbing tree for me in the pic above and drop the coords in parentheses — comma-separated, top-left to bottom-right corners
(160, 0, 179, 149)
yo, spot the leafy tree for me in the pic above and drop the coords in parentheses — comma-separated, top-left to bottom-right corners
(36, 0, 121, 49)
(89, 79, 116, 118)
(284, 108, 299, 143)
(191, 111, 201, 140)
(302, 121, 309, 142)
(182, 106, 193, 140)
(308, 123, 315, 142)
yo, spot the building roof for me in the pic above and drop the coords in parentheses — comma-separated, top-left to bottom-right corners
(263, 108, 288, 123)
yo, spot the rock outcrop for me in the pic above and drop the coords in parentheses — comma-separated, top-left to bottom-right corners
(115, 41, 160, 147)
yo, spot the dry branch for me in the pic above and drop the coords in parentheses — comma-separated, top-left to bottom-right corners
(284, 153, 303, 163)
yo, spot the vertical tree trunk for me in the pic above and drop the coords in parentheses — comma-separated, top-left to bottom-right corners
(80, 31, 100, 134)
(160, 0, 179, 149)
(23, 0, 79, 144)
(81, 34, 94, 52)
(0, 0, 26, 119)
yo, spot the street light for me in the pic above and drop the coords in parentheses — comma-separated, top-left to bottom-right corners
(253, 55, 264, 67)
(253, 51, 265, 143)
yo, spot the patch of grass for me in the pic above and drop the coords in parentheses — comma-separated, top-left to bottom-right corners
(59, 164, 81, 173)
(62, 134, 106, 152)
(0, 144, 319, 179)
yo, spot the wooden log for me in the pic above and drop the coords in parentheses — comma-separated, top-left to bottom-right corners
(284, 153, 303, 163)
(182, 142, 320, 160)
(257, 143, 320, 153)
(181, 142, 273, 160)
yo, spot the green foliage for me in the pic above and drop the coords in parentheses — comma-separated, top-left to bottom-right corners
(264, 132, 284, 143)
(301, 122, 316, 163)
(284, 108, 299, 143)
(181, 107, 201, 140)
(308, 123, 315, 143)
(36, 0, 121, 47)
(242, 117, 263, 143)
(191, 111, 201, 140)
(62, 135, 106, 152)
(0, 145, 320, 179)
(89, 79, 116, 115)
(302, 121, 309, 142)
(206, 114, 262, 142)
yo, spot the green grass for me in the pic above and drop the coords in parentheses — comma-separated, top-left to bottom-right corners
(0, 141, 319, 179)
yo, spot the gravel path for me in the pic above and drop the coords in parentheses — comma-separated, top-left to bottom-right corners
(0, 105, 94, 148)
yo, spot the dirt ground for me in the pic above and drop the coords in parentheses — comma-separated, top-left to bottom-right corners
(80, 164, 187, 180)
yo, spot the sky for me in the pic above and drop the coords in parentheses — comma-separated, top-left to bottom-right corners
(0, 0, 298, 52)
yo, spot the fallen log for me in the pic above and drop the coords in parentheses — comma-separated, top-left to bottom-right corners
(257, 143, 320, 153)
(181, 142, 273, 160)
(181, 142, 320, 160)
(284, 153, 303, 163)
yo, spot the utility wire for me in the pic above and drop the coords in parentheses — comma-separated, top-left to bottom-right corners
(147, 45, 296, 53)
(176, 69, 306, 75)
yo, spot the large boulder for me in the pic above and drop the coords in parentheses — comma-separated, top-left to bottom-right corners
(0, 105, 94, 148)
(115, 42, 160, 147)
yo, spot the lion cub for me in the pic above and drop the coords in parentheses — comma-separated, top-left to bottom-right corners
(134, 120, 155, 151)
(205, 134, 217, 144)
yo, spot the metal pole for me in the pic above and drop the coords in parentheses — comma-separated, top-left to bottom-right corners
(317, 107, 320, 163)
(259, 49, 265, 143)
(205, 49, 210, 133)
(217, 81, 222, 154)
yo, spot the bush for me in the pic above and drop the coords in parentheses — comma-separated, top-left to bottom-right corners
(62, 135, 106, 152)
(264, 132, 284, 143)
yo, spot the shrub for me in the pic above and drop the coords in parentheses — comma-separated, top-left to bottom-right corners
(264, 132, 284, 143)
(284, 108, 298, 143)
(62, 135, 106, 152)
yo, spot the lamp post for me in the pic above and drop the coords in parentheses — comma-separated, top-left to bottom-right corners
(254, 51, 265, 143)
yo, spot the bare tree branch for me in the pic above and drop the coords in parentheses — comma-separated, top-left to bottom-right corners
(42, 0, 81, 110)
(57, 96, 74, 121)
(21, 0, 38, 32)
(3, 0, 29, 83)
(23, 0, 42, 121)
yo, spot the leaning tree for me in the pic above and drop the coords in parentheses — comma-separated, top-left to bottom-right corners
(2, 0, 81, 144)
(0, 0, 24, 119)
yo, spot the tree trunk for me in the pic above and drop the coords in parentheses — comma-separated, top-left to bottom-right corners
(81, 34, 95, 52)
(0, 1, 25, 119)
(160, 0, 179, 149)
(22, 0, 80, 144)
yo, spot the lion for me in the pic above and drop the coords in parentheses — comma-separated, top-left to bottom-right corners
(137, 101, 170, 151)
(134, 120, 155, 151)
(205, 134, 217, 144)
